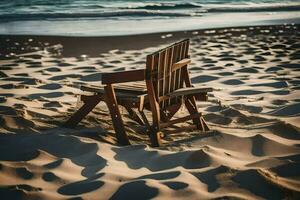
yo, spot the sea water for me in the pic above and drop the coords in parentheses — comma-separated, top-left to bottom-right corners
(0, 0, 299, 36)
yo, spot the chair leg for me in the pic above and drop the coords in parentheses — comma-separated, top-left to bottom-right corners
(104, 85, 130, 145)
(139, 110, 152, 132)
(185, 96, 205, 131)
(149, 109, 163, 147)
(124, 105, 144, 126)
(63, 95, 102, 128)
(149, 130, 162, 147)
(201, 117, 210, 131)
(149, 110, 162, 147)
(165, 103, 181, 121)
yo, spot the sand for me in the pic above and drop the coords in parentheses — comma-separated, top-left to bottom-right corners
(0, 24, 300, 199)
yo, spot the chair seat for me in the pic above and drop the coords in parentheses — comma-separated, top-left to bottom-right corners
(81, 81, 146, 94)
(81, 83, 148, 109)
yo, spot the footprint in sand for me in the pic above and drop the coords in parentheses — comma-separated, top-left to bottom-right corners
(217, 72, 235, 76)
(163, 181, 188, 190)
(45, 67, 62, 72)
(232, 169, 285, 200)
(221, 79, 244, 85)
(58, 62, 74, 67)
(192, 165, 229, 192)
(38, 83, 62, 90)
(265, 66, 283, 72)
(80, 72, 102, 82)
(43, 159, 64, 169)
(191, 75, 219, 83)
(42, 172, 59, 182)
(250, 81, 288, 89)
(49, 74, 82, 81)
(57, 173, 105, 195)
(110, 180, 158, 200)
(44, 101, 63, 108)
(0, 84, 15, 89)
(235, 67, 259, 73)
(28, 92, 64, 99)
(13, 73, 29, 77)
(16, 167, 34, 180)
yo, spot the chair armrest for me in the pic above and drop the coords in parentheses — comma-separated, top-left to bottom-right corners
(158, 87, 213, 102)
(172, 58, 191, 72)
(102, 69, 146, 84)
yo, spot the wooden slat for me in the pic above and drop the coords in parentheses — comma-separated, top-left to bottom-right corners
(146, 54, 162, 146)
(153, 53, 159, 100)
(166, 46, 174, 107)
(102, 69, 145, 84)
(162, 48, 169, 109)
(81, 82, 146, 94)
(179, 40, 188, 89)
(180, 40, 189, 89)
(174, 42, 183, 104)
(159, 51, 166, 108)
(157, 51, 162, 101)
(170, 43, 179, 105)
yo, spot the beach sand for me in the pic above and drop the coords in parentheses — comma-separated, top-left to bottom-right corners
(0, 24, 300, 199)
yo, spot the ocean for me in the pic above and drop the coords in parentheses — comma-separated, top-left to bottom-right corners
(0, 0, 299, 36)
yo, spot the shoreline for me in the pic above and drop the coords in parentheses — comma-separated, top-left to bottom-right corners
(1, 23, 299, 58)
(0, 10, 299, 37)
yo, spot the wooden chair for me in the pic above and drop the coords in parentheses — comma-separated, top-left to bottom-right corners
(64, 39, 212, 147)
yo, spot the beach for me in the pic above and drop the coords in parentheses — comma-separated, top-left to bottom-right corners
(0, 23, 300, 199)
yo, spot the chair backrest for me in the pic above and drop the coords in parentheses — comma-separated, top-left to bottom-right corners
(146, 39, 190, 110)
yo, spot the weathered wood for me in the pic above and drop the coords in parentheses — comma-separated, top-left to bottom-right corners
(146, 54, 162, 147)
(195, 93, 208, 101)
(81, 82, 146, 94)
(64, 94, 102, 128)
(172, 58, 191, 72)
(164, 103, 182, 120)
(185, 96, 204, 131)
(82, 85, 147, 104)
(104, 84, 130, 145)
(81, 85, 105, 93)
(201, 117, 210, 131)
(124, 105, 144, 125)
(80, 94, 104, 103)
(167, 87, 212, 98)
(102, 69, 146, 84)
(65, 38, 212, 147)
(166, 46, 174, 108)
(139, 110, 152, 132)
